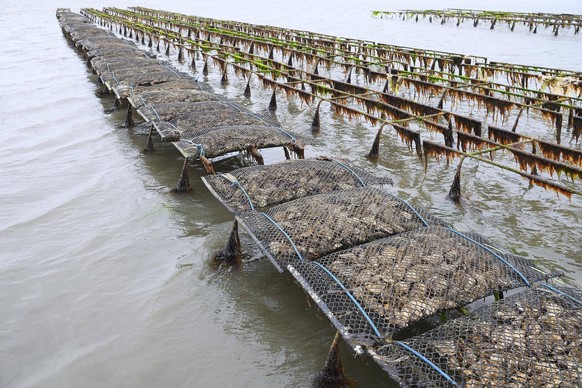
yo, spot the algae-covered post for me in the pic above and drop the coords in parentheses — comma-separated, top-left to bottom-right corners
(312, 332, 354, 388)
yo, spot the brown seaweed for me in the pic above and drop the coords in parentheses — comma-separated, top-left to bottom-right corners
(454, 114, 482, 136)
(423, 140, 459, 170)
(536, 139, 582, 166)
(509, 147, 582, 180)
(488, 125, 522, 145)
(457, 131, 494, 153)
(526, 174, 573, 199)
(393, 124, 422, 156)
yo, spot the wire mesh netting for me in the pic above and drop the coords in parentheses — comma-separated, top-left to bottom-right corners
(370, 285, 582, 387)
(173, 124, 305, 160)
(174, 111, 269, 136)
(201, 158, 394, 213)
(236, 187, 447, 272)
(130, 89, 219, 109)
(136, 101, 244, 122)
(58, 9, 311, 165)
(287, 226, 552, 345)
(84, 6, 582, 199)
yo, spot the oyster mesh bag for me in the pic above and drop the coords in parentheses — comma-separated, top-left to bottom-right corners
(236, 187, 446, 272)
(370, 285, 582, 387)
(202, 158, 394, 212)
(136, 101, 244, 122)
(288, 226, 552, 345)
(173, 125, 305, 159)
(131, 89, 217, 109)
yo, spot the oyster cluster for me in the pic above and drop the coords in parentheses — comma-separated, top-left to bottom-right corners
(427, 290, 582, 387)
(321, 227, 533, 330)
(257, 188, 441, 263)
(176, 125, 303, 159)
(205, 159, 393, 212)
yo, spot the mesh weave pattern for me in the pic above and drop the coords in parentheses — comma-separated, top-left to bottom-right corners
(236, 187, 446, 272)
(288, 226, 550, 342)
(202, 158, 394, 212)
(136, 101, 243, 122)
(174, 125, 304, 159)
(371, 285, 582, 387)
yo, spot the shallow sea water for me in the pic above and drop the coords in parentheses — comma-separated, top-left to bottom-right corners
(1, 0, 581, 387)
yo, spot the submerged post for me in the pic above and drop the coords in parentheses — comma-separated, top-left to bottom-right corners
(175, 158, 191, 192)
(125, 104, 134, 128)
(367, 124, 386, 159)
(311, 100, 322, 132)
(312, 332, 353, 388)
(268, 87, 277, 111)
(244, 75, 252, 98)
(247, 146, 265, 165)
(447, 158, 465, 202)
(214, 220, 242, 263)
(144, 125, 155, 153)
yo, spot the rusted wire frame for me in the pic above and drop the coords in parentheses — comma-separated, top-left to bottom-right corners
(127, 6, 582, 97)
(109, 7, 581, 124)
(389, 9, 582, 30)
(424, 140, 581, 198)
(87, 8, 581, 197)
(127, 6, 487, 68)
(99, 7, 579, 132)
(95, 9, 581, 163)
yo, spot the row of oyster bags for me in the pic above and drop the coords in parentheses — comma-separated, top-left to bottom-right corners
(370, 285, 582, 387)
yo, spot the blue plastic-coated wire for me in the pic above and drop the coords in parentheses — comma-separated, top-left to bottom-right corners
(148, 104, 161, 121)
(333, 161, 366, 187)
(393, 342, 458, 386)
(447, 228, 531, 287)
(221, 175, 255, 211)
(180, 140, 205, 157)
(274, 126, 296, 142)
(106, 62, 119, 84)
(542, 284, 582, 306)
(385, 193, 429, 227)
(313, 261, 382, 338)
(260, 213, 305, 261)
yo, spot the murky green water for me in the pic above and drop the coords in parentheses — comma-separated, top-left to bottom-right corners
(1, 0, 580, 387)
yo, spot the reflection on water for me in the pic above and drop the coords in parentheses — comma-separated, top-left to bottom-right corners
(0, 0, 580, 387)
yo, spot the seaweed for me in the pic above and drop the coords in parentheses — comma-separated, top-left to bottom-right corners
(536, 139, 582, 166)
(526, 174, 573, 199)
(393, 124, 422, 156)
(422, 119, 454, 147)
(488, 125, 522, 145)
(509, 147, 582, 180)
(423, 140, 459, 170)
(457, 131, 493, 153)
(454, 114, 482, 136)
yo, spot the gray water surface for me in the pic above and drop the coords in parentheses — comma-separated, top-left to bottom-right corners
(1, 0, 581, 387)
